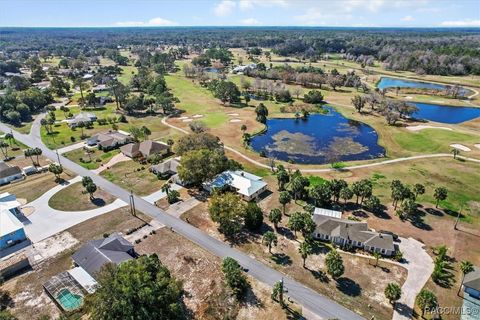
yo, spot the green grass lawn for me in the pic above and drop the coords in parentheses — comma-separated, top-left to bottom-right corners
(100, 160, 167, 196)
(165, 73, 229, 128)
(48, 181, 116, 211)
(118, 65, 138, 85)
(392, 129, 479, 154)
(63, 148, 120, 169)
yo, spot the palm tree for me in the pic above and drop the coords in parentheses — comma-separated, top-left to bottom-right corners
(416, 289, 437, 318)
(299, 241, 313, 268)
(268, 208, 282, 230)
(373, 252, 381, 268)
(451, 148, 460, 159)
(458, 260, 474, 295)
(24, 149, 35, 166)
(33, 147, 42, 165)
(384, 282, 402, 307)
(279, 191, 291, 215)
(0, 141, 9, 160)
(141, 126, 151, 141)
(4, 133, 14, 147)
(262, 231, 277, 254)
(161, 182, 171, 196)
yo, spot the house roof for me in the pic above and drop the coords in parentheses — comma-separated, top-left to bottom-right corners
(0, 193, 23, 238)
(67, 267, 98, 294)
(120, 143, 140, 157)
(464, 266, 480, 291)
(138, 140, 169, 157)
(204, 170, 267, 197)
(72, 233, 134, 278)
(0, 210, 24, 237)
(151, 157, 181, 174)
(88, 131, 130, 147)
(313, 215, 395, 251)
(0, 162, 22, 179)
(314, 207, 342, 219)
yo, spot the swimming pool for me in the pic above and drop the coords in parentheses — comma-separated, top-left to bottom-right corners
(56, 288, 83, 311)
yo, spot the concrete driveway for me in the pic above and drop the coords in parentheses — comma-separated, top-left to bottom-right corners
(393, 237, 434, 320)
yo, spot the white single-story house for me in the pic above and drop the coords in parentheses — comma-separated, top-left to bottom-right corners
(0, 162, 23, 185)
(313, 214, 395, 256)
(463, 266, 480, 299)
(0, 192, 27, 250)
(87, 130, 132, 150)
(121, 140, 170, 159)
(232, 63, 257, 74)
(66, 112, 97, 128)
(203, 170, 268, 201)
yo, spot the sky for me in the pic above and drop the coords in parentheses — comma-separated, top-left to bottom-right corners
(0, 0, 479, 28)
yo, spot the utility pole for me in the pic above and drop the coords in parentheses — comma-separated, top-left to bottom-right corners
(55, 148, 62, 167)
(129, 190, 136, 217)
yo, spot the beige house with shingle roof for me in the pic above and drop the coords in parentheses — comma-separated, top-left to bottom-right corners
(120, 140, 170, 159)
(313, 214, 395, 256)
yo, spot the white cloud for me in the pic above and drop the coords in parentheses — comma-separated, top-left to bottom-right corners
(241, 18, 261, 25)
(239, 0, 288, 11)
(214, 0, 236, 17)
(115, 17, 178, 27)
(401, 15, 414, 22)
(441, 19, 480, 27)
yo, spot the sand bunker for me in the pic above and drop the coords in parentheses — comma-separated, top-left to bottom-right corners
(407, 125, 453, 132)
(178, 116, 189, 120)
(432, 100, 446, 104)
(182, 119, 193, 122)
(474, 144, 480, 150)
(405, 96, 413, 100)
(450, 144, 471, 152)
(230, 119, 242, 123)
(228, 113, 239, 116)
(192, 114, 204, 118)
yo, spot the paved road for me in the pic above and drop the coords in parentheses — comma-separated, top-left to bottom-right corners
(1, 121, 364, 319)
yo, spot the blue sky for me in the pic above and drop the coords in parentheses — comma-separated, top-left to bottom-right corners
(1, 0, 479, 27)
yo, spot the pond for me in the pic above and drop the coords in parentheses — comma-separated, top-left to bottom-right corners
(250, 107, 385, 164)
(377, 77, 471, 96)
(411, 102, 480, 124)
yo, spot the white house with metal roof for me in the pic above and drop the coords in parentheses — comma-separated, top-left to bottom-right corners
(203, 170, 268, 201)
(0, 193, 27, 250)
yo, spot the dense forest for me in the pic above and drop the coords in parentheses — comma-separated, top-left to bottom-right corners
(1, 27, 480, 76)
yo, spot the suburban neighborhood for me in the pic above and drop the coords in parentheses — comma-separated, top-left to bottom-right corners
(1, 2, 480, 320)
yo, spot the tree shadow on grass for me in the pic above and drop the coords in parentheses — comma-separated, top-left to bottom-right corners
(336, 277, 362, 297)
(309, 269, 330, 283)
(425, 207, 444, 217)
(394, 302, 413, 318)
(311, 241, 331, 255)
(91, 197, 106, 207)
(270, 253, 292, 266)
(409, 212, 432, 231)
(277, 226, 295, 240)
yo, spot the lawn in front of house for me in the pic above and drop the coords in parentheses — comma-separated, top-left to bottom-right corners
(63, 148, 120, 170)
(48, 181, 117, 211)
(100, 160, 167, 196)
(181, 200, 406, 320)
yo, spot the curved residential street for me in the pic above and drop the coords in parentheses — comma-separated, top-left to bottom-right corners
(1, 120, 365, 319)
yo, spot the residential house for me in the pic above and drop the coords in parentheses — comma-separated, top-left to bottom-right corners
(0, 193, 27, 250)
(121, 140, 170, 159)
(0, 162, 23, 185)
(66, 112, 97, 128)
(72, 233, 135, 278)
(232, 63, 257, 74)
(313, 214, 395, 256)
(463, 266, 480, 299)
(203, 170, 268, 201)
(150, 157, 182, 184)
(87, 130, 132, 150)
